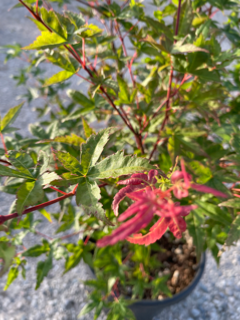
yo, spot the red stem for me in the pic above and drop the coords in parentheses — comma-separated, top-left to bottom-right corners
(82, 38, 86, 68)
(0, 159, 11, 166)
(0, 186, 77, 226)
(36, 0, 39, 16)
(0, 133, 8, 155)
(122, 21, 139, 39)
(49, 186, 68, 195)
(18, 0, 145, 154)
(149, 0, 182, 160)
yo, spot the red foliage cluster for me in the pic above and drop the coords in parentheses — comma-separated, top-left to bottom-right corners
(97, 161, 228, 247)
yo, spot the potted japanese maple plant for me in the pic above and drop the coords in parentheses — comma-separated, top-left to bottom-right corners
(1, 0, 240, 319)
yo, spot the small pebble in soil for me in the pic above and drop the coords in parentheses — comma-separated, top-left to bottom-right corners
(171, 270, 180, 286)
(163, 268, 171, 275)
(174, 248, 183, 255)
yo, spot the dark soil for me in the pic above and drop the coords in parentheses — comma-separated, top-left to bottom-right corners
(119, 233, 198, 300)
(153, 234, 197, 297)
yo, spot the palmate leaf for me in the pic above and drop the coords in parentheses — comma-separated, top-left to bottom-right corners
(76, 178, 113, 225)
(88, 150, 156, 179)
(55, 129, 155, 223)
(22, 31, 67, 50)
(0, 164, 33, 180)
(7, 150, 34, 177)
(80, 127, 113, 174)
(55, 151, 84, 175)
(40, 7, 68, 39)
(16, 181, 44, 215)
(46, 51, 78, 73)
(38, 172, 62, 186)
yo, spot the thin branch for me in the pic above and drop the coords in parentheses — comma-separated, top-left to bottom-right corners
(0, 186, 77, 226)
(49, 186, 68, 195)
(18, 0, 146, 153)
(149, 0, 182, 160)
(122, 20, 139, 39)
(0, 159, 12, 166)
(36, 0, 39, 16)
(0, 133, 8, 155)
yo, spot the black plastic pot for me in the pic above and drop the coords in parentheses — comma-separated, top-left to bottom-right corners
(127, 252, 206, 320)
(87, 251, 206, 320)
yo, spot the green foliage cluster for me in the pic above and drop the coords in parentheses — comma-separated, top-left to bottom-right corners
(1, 0, 240, 318)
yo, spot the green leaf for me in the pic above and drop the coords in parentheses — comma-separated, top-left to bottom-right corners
(151, 276, 172, 299)
(0, 102, 23, 133)
(0, 242, 16, 277)
(4, 266, 19, 290)
(190, 68, 220, 82)
(231, 133, 240, 153)
(64, 248, 83, 273)
(174, 0, 193, 36)
(35, 250, 53, 289)
(7, 150, 34, 177)
(46, 51, 78, 72)
(16, 181, 44, 215)
(62, 106, 95, 122)
(79, 302, 97, 317)
(117, 75, 130, 102)
(38, 172, 62, 186)
(0, 164, 33, 179)
(187, 209, 205, 261)
(55, 151, 84, 175)
(142, 35, 169, 53)
(40, 7, 68, 39)
(82, 118, 96, 138)
(22, 31, 67, 50)
(88, 150, 156, 179)
(76, 178, 112, 225)
(43, 70, 76, 87)
(29, 124, 48, 139)
(80, 128, 113, 175)
(55, 133, 85, 146)
(219, 198, 240, 209)
(39, 208, 52, 223)
(171, 43, 209, 54)
(195, 200, 232, 226)
(65, 11, 85, 29)
(23, 242, 50, 258)
(108, 277, 117, 293)
(225, 215, 240, 246)
(67, 89, 95, 109)
(39, 133, 85, 146)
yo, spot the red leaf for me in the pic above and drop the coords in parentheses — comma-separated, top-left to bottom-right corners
(97, 204, 154, 247)
(112, 185, 140, 216)
(118, 178, 147, 185)
(147, 169, 158, 184)
(191, 183, 228, 198)
(168, 216, 186, 238)
(127, 217, 170, 245)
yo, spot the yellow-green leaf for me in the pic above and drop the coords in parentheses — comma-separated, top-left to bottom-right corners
(22, 31, 67, 50)
(43, 70, 76, 87)
(39, 208, 52, 223)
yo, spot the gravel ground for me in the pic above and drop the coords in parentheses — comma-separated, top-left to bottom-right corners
(0, 1, 239, 320)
